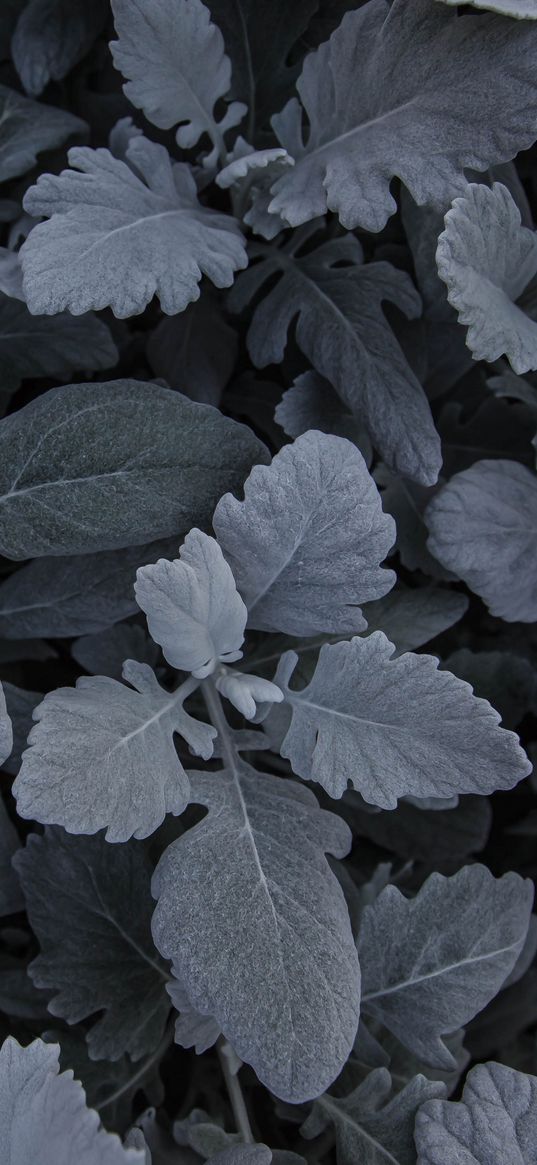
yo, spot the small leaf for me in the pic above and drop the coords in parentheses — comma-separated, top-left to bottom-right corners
(152, 759, 360, 1102)
(0, 292, 118, 395)
(14, 664, 214, 841)
(415, 1060, 537, 1165)
(14, 829, 171, 1061)
(0, 1037, 144, 1163)
(425, 459, 537, 621)
(0, 379, 267, 559)
(12, 0, 109, 97)
(436, 183, 537, 373)
(358, 865, 533, 1067)
(275, 631, 530, 807)
(135, 531, 247, 678)
(216, 140, 294, 189)
(21, 136, 247, 318)
(213, 432, 396, 636)
(0, 82, 84, 183)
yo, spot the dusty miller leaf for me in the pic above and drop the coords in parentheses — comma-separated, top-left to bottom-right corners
(275, 371, 373, 464)
(436, 0, 537, 15)
(358, 866, 533, 1068)
(152, 759, 360, 1102)
(3, 682, 41, 776)
(275, 631, 530, 808)
(12, 0, 109, 97)
(0, 293, 118, 394)
(0, 83, 84, 184)
(213, 431, 396, 636)
(14, 829, 171, 1061)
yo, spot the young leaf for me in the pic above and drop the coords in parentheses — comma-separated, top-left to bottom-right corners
(229, 231, 441, 485)
(146, 292, 238, 408)
(0, 1037, 144, 1163)
(415, 1060, 537, 1165)
(274, 631, 530, 808)
(110, 0, 246, 168)
(14, 663, 215, 842)
(21, 136, 247, 318)
(0, 379, 267, 559)
(152, 758, 360, 1102)
(12, 0, 109, 97)
(358, 866, 533, 1068)
(135, 531, 247, 677)
(425, 459, 537, 622)
(0, 83, 84, 184)
(436, 183, 537, 373)
(268, 0, 537, 232)
(14, 829, 171, 1061)
(0, 293, 118, 394)
(213, 431, 396, 636)
(301, 1068, 445, 1165)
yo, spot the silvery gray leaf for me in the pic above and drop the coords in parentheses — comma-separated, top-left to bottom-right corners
(14, 829, 170, 1061)
(437, 183, 537, 373)
(275, 372, 373, 464)
(436, 0, 537, 15)
(12, 0, 108, 97)
(375, 466, 453, 580)
(216, 139, 293, 189)
(3, 682, 41, 775)
(166, 977, 221, 1054)
(0, 83, 84, 183)
(152, 760, 360, 1102)
(426, 459, 537, 621)
(0, 293, 118, 394)
(275, 631, 530, 807)
(213, 431, 395, 636)
(358, 865, 533, 1067)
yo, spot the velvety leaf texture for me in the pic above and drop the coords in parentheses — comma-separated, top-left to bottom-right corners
(0, 379, 267, 559)
(426, 459, 537, 621)
(213, 431, 396, 636)
(415, 1060, 537, 1164)
(0, 83, 84, 184)
(152, 759, 360, 1102)
(274, 631, 530, 807)
(268, 0, 537, 232)
(358, 865, 533, 1067)
(12, 0, 109, 97)
(0, 1037, 144, 1164)
(21, 136, 247, 317)
(14, 829, 170, 1062)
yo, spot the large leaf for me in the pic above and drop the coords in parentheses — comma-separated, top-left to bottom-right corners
(415, 1060, 537, 1164)
(0, 293, 118, 394)
(0, 82, 84, 184)
(274, 631, 530, 808)
(14, 662, 215, 842)
(425, 459, 537, 621)
(302, 1069, 445, 1165)
(0, 379, 267, 559)
(0, 1037, 144, 1163)
(110, 0, 246, 168)
(358, 866, 533, 1067)
(14, 829, 171, 1061)
(268, 0, 537, 232)
(152, 756, 360, 1102)
(12, 0, 109, 97)
(213, 431, 396, 636)
(229, 231, 441, 485)
(21, 136, 247, 318)
(436, 183, 537, 373)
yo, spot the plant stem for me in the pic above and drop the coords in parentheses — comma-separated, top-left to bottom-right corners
(217, 1037, 255, 1144)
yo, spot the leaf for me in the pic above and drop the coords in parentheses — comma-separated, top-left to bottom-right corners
(21, 135, 247, 318)
(14, 829, 171, 1061)
(425, 459, 537, 622)
(135, 531, 247, 677)
(443, 649, 536, 730)
(146, 292, 238, 408)
(301, 1068, 445, 1165)
(275, 631, 530, 808)
(3, 682, 42, 775)
(72, 625, 160, 681)
(268, 0, 537, 232)
(0, 246, 24, 299)
(12, 0, 109, 97)
(436, 0, 537, 15)
(436, 183, 537, 373)
(0, 796, 23, 916)
(375, 466, 453, 580)
(0, 82, 84, 184)
(216, 140, 294, 189)
(0, 1037, 144, 1163)
(415, 1060, 537, 1165)
(348, 795, 492, 865)
(0, 379, 267, 560)
(438, 398, 534, 478)
(14, 663, 215, 842)
(0, 540, 180, 639)
(358, 865, 533, 1068)
(0, 293, 118, 394)
(152, 759, 360, 1102)
(361, 584, 468, 655)
(275, 371, 373, 464)
(229, 231, 441, 485)
(213, 431, 396, 637)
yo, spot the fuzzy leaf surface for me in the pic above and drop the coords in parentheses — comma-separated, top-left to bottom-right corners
(275, 631, 530, 808)
(358, 866, 533, 1067)
(14, 830, 170, 1061)
(12, 0, 109, 97)
(0, 83, 84, 183)
(152, 759, 360, 1102)
(213, 431, 396, 636)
